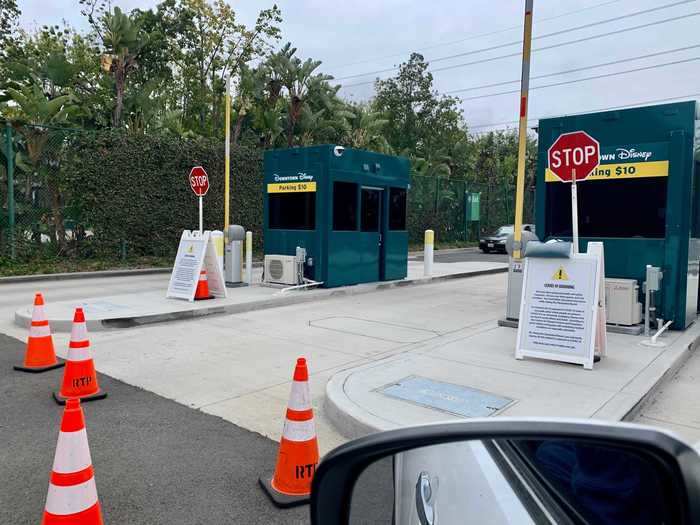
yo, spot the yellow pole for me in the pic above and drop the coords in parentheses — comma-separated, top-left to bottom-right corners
(513, 0, 534, 259)
(224, 75, 231, 234)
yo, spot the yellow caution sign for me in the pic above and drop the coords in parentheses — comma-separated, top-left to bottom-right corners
(552, 266, 569, 281)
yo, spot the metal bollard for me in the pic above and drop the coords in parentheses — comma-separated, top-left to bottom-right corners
(245, 231, 253, 285)
(424, 229, 434, 277)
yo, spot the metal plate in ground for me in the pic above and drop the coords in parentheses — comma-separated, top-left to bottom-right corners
(380, 376, 514, 418)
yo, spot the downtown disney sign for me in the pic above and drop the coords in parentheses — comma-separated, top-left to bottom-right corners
(546, 142, 669, 183)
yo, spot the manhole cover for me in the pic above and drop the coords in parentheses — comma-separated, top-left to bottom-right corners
(380, 376, 514, 418)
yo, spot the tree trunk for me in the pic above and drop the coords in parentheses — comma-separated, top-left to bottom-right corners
(46, 175, 66, 253)
(112, 61, 126, 127)
(232, 113, 244, 147)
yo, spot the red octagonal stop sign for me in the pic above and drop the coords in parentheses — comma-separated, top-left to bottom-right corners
(548, 131, 600, 183)
(189, 166, 209, 196)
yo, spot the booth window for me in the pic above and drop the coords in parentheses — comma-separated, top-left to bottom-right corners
(389, 187, 407, 230)
(545, 178, 667, 238)
(361, 188, 381, 231)
(333, 182, 358, 231)
(268, 192, 316, 230)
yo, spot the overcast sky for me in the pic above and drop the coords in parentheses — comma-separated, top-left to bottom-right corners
(17, 0, 700, 132)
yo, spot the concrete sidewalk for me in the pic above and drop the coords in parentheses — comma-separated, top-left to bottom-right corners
(325, 296, 700, 439)
(12, 260, 507, 332)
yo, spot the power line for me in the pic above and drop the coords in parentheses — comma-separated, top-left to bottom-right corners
(326, 0, 625, 70)
(468, 92, 700, 132)
(337, 10, 700, 89)
(455, 55, 700, 101)
(333, 0, 696, 81)
(446, 44, 700, 94)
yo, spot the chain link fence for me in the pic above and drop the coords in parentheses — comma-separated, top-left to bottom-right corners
(407, 174, 535, 245)
(1, 123, 89, 263)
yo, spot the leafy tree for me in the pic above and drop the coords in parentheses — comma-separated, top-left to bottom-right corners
(0, 0, 19, 54)
(373, 53, 466, 166)
(157, 0, 281, 135)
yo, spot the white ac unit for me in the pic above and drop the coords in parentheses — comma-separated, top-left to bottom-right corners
(605, 278, 642, 326)
(264, 255, 299, 285)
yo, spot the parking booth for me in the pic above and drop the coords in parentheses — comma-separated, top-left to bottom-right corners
(263, 145, 410, 288)
(535, 101, 699, 329)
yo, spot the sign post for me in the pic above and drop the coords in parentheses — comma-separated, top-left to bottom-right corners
(547, 131, 601, 253)
(571, 169, 578, 254)
(189, 166, 210, 233)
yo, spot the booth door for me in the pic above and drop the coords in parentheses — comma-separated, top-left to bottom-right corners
(360, 187, 384, 283)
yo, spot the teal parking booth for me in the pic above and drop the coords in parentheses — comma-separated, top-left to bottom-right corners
(264, 145, 410, 288)
(535, 101, 699, 329)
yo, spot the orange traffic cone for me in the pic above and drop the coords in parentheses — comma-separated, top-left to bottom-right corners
(41, 398, 103, 525)
(14, 293, 64, 373)
(53, 308, 107, 405)
(260, 357, 320, 508)
(194, 269, 212, 300)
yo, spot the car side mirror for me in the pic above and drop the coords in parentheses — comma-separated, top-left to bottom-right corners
(310, 419, 700, 525)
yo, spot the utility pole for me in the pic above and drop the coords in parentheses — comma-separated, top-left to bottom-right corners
(513, 0, 534, 259)
(224, 75, 231, 234)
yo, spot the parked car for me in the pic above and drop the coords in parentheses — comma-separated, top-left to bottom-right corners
(311, 418, 700, 524)
(479, 224, 535, 253)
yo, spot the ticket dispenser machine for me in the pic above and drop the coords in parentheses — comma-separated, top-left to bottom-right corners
(263, 145, 410, 288)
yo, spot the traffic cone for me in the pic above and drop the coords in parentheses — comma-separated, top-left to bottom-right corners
(194, 269, 213, 300)
(259, 357, 320, 508)
(41, 398, 103, 525)
(53, 308, 107, 405)
(14, 293, 64, 373)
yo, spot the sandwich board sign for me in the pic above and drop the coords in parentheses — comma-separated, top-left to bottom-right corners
(515, 253, 601, 370)
(166, 230, 227, 302)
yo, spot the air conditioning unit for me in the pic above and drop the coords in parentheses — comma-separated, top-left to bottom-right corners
(605, 278, 642, 326)
(264, 255, 299, 285)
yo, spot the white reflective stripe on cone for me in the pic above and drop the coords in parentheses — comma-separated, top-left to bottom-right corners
(287, 381, 312, 411)
(32, 305, 46, 322)
(70, 322, 88, 343)
(30, 324, 52, 337)
(282, 419, 316, 442)
(44, 478, 98, 515)
(52, 429, 92, 474)
(199, 273, 208, 281)
(67, 346, 92, 362)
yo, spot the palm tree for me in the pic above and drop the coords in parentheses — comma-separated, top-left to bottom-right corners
(344, 105, 392, 153)
(99, 7, 142, 127)
(277, 46, 332, 147)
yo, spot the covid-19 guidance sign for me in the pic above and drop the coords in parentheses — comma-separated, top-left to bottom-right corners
(516, 254, 600, 370)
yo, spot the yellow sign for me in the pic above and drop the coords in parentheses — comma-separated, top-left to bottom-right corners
(267, 182, 317, 193)
(546, 161, 669, 182)
(552, 266, 569, 281)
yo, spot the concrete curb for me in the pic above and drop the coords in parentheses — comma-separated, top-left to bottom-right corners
(13, 266, 508, 332)
(324, 320, 700, 439)
(0, 261, 265, 284)
(0, 267, 172, 284)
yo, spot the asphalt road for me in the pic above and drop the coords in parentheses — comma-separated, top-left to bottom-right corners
(411, 247, 509, 264)
(0, 334, 309, 525)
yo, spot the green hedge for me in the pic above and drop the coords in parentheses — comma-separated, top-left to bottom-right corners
(65, 132, 263, 258)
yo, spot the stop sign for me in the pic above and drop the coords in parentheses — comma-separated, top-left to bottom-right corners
(547, 131, 600, 182)
(189, 166, 209, 196)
